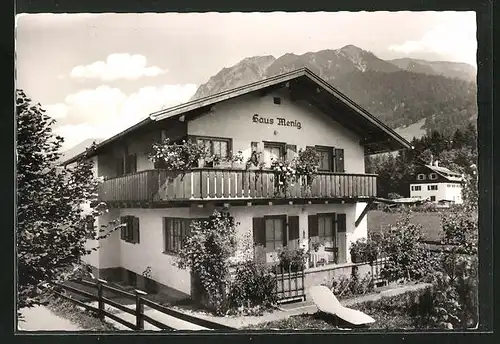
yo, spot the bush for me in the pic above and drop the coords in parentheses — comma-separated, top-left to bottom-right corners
(329, 267, 374, 299)
(349, 234, 380, 263)
(176, 210, 238, 315)
(227, 260, 277, 314)
(379, 210, 434, 282)
(277, 247, 307, 270)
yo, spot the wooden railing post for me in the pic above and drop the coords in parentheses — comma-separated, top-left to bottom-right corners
(97, 278, 107, 320)
(135, 289, 147, 330)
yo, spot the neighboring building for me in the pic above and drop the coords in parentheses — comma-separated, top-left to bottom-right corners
(64, 68, 410, 302)
(409, 161, 464, 205)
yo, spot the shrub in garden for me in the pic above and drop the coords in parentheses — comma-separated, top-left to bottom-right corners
(176, 210, 238, 315)
(227, 260, 277, 314)
(349, 234, 380, 263)
(330, 267, 374, 299)
(277, 247, 308, 271)
(379, 210, 435, 282)
(414, 204, 478, 329)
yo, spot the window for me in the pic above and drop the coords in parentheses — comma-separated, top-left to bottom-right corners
(273, 97, 282, 105)
(429, 173, 438, 180)
(311, 146, 344, 172)
(263, 142, 286, 166)
(163, 218, 197, 253)
(428, 185, 438, 191)
(120, 216, 140, 244)
(316, 146, 332, 172)
(411, 185, 422, 191)
(417, 174, 426, 180)
(196, 137, 230, 160)
(116, 153, 137, 176)
(430, 196, 436, 201)
(265, 216, 285, 251)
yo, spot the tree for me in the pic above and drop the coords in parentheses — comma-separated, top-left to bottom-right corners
(16, 89, 110, 310)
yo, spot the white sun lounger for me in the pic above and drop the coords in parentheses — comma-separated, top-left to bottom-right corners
(309, 285, 376, 326)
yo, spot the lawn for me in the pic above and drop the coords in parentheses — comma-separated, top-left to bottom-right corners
(246, 290, 428, 330)
(367, 210, 443, 242)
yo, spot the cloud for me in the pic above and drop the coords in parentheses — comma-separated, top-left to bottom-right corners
(388, 12, 477, 66)
(44, 103, 70, 119)
(70, 53, 168, 81)
(52, 84, 197, 150)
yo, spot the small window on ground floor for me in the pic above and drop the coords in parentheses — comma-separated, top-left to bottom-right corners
(120, 216, 140, 244)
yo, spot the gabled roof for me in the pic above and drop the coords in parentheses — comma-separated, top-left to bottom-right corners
(62, 67, 411, 165)
(424, 164, 463, 182)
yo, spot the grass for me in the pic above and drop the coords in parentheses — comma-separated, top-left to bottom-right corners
(368, 210, 443, 242)
(41, 293, 117, 331)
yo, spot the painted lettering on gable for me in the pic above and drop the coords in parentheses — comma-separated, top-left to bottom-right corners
(252, 114, 302, 130)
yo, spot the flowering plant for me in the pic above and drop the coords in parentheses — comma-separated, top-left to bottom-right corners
(294, 147, 320, 187)
(149, 138, 244, 173)
(270, 158, 296, 195)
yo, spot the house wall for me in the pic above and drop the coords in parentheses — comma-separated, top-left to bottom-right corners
(410, 182, 462, 203)
(444, 184, 463, 204)
(85, 202, 367, 297)
(187, 89, 365, 173)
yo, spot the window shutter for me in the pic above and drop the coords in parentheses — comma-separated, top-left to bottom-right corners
(286, 144, 297, 161)
(331, 212, 337, 246)
(288, 216, 300, 240)
(334, 148, 345, 172)
(308, 214, 318, 237)
(337, 213, 347, 233)
(256, 142, 264, 164)
(133, 216, 140, 244)
(117, 157, 124, 176)
(131, 154, 137, 173)
(252, 217, 266, 246)
(120, 216, 126, 240)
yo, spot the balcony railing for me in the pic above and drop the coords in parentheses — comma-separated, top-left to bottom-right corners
(98, 168, 377, 204)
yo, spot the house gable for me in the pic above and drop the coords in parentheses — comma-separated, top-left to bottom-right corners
(187, 88, 366, 173)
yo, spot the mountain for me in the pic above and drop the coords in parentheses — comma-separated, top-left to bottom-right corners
(59, 138, 103, 163)
(191, 45, 477, 138)
(191, 55, 276, 100)
(388, 58, 476, 82)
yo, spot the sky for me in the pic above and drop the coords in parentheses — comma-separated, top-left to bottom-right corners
(15, 11, 477, 150)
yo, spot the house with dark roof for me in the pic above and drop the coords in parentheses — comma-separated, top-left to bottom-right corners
(66, 68, 411, 302)
(409, 161, 464, 205)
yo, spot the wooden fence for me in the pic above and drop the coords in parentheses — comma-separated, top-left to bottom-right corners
(274, 264, 306, 303)
(49, 279, 234, 331)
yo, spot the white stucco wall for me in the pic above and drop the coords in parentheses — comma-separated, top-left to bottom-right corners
(86, 202, 366, 295)
(410, 182, 463, 203)
(187, 90, 365, 174)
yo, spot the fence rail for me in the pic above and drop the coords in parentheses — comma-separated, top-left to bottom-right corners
(99, 168, 377, 204)
(50, 279, 234, 331)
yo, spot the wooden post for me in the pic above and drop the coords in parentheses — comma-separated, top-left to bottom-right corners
(97, 278, 107, 320)
(135, 289, 147, 330)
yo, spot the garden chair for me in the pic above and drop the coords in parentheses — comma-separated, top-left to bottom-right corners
(309, 285, 376, 326)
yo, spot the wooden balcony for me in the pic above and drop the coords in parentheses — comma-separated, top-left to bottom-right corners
(99, 168, 377, 206)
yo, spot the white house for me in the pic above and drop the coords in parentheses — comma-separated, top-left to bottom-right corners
(64, 68, 411, 303)
(409, 161, 464, 205)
